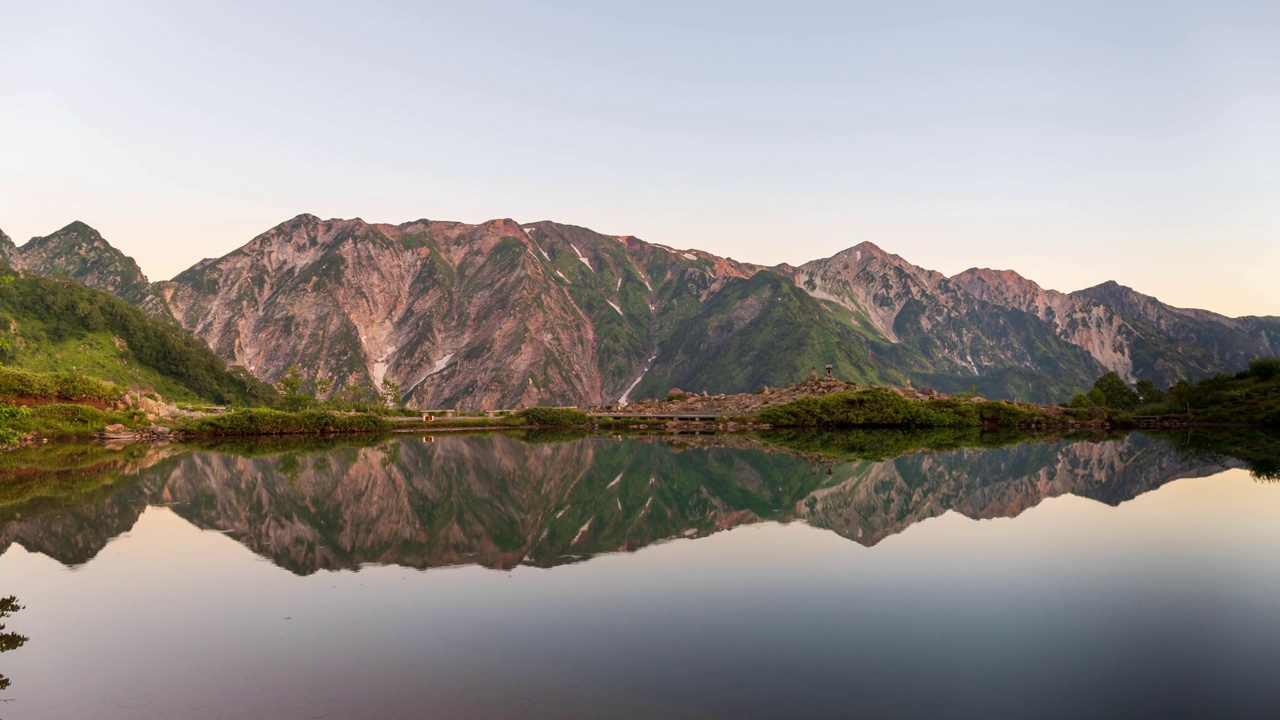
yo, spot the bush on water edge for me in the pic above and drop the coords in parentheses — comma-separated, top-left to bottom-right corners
(181, 409, 390, 436)
(0, 403, 147, 442)
(754, 388, 1051, 429)
(517, 407, 591, 426)
(1065, 358, 1280, 427)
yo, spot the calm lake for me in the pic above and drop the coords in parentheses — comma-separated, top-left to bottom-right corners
(1, 431, 1278, 719)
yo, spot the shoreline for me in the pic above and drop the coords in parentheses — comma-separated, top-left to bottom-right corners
(57, 416, 1272, 447)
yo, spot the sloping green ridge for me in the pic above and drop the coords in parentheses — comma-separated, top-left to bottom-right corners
(635, 272, 905, 397)
(0, 265, 277, 404)
(633, 271, 1084, 402)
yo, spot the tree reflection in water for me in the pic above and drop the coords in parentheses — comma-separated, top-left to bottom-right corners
(0, 595, 28, 695)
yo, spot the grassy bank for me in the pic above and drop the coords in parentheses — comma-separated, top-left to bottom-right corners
(751, 387, 1093, 429)
(0, 366, 124, 404)
(179, 408, 391, 436)
(1060, 359, 1280, 428)
(1132, 359, 1280, 427)
(1, 404, 147, 441)
(180, 406, 595, 437)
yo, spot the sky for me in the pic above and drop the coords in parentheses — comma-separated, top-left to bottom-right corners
(1, 0, 1277, 316)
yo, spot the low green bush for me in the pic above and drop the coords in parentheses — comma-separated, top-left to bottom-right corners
(0, 367, 124, 403)
(518, 407, 590, 426)
(1132, 358, 1280, 426)
(183, 409, 389, 436)
(1247, 357, 1280, 382)
(0, 403, 146, 438)
(755, 388, 1049, 429)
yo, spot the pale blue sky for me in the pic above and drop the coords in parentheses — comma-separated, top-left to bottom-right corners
(1, 1, 1277, 315)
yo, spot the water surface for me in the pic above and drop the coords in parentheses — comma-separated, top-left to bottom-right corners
(1, 431, 1278, 719)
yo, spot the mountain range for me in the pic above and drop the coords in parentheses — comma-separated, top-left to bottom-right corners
(3, 216, 1277, 407)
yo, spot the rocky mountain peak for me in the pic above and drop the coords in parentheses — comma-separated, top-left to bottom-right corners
(786, 241, 951, 343)
(63, 219, 96, 234)
(242, 215, 375, 258)
(27, 220, 104, 249)
(1079, 279, 1130, 296)
(822, 240, 885, 268)
(14, 221, 169, 315)
(850, 239, 889, 255)
(1074, 280, 1163, 318)
(284, 212, 322, 226)
(1076, 280, 1235, 328)
(830, 242, 944, 286)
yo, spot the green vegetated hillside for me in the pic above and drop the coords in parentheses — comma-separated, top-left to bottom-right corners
(1061, 358, 1280, 429)
(635, 272, 911, 397)
(633, 271, 1092, 403)
(0, 264, 277, 405)
(1133, 358, 1280, 426)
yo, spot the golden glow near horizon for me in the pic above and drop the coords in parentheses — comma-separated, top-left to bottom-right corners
(2, 2, 1278, 316)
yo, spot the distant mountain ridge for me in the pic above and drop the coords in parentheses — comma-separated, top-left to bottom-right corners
(1, 215, 1276, 407)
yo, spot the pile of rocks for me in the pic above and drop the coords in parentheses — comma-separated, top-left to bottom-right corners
(120, 392, 185, 420)
(96, 424, 182, 443)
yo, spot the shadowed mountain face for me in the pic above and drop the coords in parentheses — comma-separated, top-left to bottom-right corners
(3, 217, 1276, 405)
(0, 432, 1244, 575)
(955, 270, 1280, 386)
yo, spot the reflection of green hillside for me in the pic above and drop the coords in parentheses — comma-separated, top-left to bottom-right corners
(0, 430, 1252, 573)
(753, 427, 1087, 461)
(0, 442, 162, 511)
(1145, 428, 1280, 481)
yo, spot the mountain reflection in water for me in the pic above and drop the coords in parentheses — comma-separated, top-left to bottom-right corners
(4, 430, 1280, 720)
(0, 431, 1245, 574)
